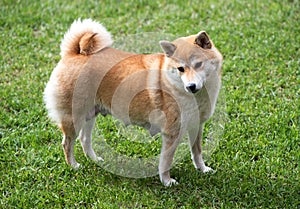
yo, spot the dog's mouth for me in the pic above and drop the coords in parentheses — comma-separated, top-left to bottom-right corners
(189, 89, 199, 94)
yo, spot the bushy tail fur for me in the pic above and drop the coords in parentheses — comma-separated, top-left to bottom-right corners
(60, 19, 113, 57)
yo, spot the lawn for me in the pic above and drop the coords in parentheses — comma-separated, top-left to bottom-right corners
(0, 0, 299, 208)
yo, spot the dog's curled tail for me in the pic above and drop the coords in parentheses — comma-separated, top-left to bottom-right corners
(60, 19, 113, 57)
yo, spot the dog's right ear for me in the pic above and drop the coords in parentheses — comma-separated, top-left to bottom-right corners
(195, 31, 212, 49)
(159, 41, 176, 57)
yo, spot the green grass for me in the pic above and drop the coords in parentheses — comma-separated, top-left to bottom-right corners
(1, 0, 299, 208)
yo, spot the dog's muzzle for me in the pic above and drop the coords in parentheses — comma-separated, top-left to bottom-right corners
(186, 83, 200, 93)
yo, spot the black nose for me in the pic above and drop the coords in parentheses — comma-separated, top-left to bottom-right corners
(187, 83, 198, 93)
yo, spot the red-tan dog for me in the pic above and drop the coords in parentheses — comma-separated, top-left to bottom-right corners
(44, 19, 222, 186)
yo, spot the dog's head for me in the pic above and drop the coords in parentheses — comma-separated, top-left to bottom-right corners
(160, 31, 222, 93)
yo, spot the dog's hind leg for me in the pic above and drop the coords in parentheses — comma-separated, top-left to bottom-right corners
(79, 117, 103, 162)
(188, 124, 213, 173)
(60, 117, 80, 168)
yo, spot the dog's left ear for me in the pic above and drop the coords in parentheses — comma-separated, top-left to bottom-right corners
(195, 31, 212, 49)
(159, 41, 177, 57)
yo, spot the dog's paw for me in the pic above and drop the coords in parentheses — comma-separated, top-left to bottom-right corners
(71, 162, 81, 169)
(85, 150, 104, 163)
(163, 178, 178, 187)
(95, 156, 104, 162)
(200, 166, 215, 174)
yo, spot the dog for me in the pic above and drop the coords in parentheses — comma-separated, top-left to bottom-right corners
(44, 19, 222, 186)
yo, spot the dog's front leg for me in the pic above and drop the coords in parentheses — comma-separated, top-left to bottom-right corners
(188, 124, 213, 173)
(159, 134, 180, 186)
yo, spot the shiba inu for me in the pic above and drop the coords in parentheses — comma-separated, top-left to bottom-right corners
(44, 19, 223, 186)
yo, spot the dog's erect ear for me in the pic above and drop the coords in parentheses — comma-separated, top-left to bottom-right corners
(195, 31, 212, 49)
(159, 41, 176, 57)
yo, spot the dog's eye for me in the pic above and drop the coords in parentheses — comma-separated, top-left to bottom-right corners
(194, 62, 203, 69)
(177, 67, 185, 72)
